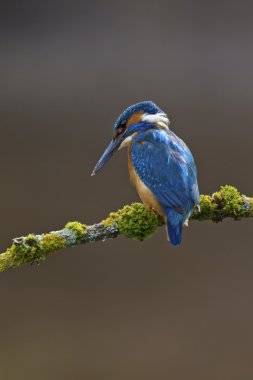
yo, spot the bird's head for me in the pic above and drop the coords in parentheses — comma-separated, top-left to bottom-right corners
(91, 100, 170, 175)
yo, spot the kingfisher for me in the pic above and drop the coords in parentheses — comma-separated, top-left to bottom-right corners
(92, 101, 199, 246)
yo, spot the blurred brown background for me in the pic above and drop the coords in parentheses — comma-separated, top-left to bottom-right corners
(1, 1, 253, 379)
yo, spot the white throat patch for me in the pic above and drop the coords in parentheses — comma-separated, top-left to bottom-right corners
(119, 135, 132, 150)
(142, 112, 170, 130)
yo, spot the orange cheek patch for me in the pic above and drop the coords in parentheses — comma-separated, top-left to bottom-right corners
(126, 111, 144, 129)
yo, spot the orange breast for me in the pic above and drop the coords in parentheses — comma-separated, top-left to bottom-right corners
(128, 144, 165, 217)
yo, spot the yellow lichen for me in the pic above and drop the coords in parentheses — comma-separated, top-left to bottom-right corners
(65, 221, 87, 238)
(42, 233, 66, 253)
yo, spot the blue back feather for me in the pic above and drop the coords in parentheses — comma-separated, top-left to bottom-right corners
(131, 127, 199, 245)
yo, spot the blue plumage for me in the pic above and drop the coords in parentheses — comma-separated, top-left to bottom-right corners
(114, 101, 162, 130)
(167, 223, 183, 246)
(92, 100, 200, 246)
(131, 129, 199, 245)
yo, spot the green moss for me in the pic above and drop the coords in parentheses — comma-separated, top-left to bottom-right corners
(103, 203, 159, 241)
(0, 250, 16, 272)
(42, 233, 66, 253)
(10, 234, 45, 265)
(195, 194, 218, 221)
(8, 232, 66, 268)
(213, 185, 244, 220)
(65, 221, 87, 238)
(192, 185, 245, 222)
(249, 199, 253, 217)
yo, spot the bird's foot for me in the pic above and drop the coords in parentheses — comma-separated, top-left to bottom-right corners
(146, 206, 165, 225)
(148, 206, 156, 213)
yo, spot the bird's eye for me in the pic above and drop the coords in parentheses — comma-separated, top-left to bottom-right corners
(114, 120, 127, 139)
(118, 120, 127, 132)
(117, 126, 125, 134)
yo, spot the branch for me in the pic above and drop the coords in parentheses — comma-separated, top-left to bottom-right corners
(0, 186, 252, 272)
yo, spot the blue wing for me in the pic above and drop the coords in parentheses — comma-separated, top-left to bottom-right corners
(131, 129, 199, 223)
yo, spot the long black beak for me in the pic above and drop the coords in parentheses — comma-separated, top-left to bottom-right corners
(91, 134, 124, 176)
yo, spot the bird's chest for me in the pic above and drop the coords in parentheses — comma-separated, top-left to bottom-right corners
(128, 146, 165, 217)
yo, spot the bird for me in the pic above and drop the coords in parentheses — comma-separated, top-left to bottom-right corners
(92, 101, 199, 246)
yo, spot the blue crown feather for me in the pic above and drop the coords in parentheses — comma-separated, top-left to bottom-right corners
(114, 101, 162, 130)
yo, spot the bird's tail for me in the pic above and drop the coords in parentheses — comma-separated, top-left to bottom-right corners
(166, 221, 183, 246)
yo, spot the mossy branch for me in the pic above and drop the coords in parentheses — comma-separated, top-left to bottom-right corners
(0, 185, 252, 273)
